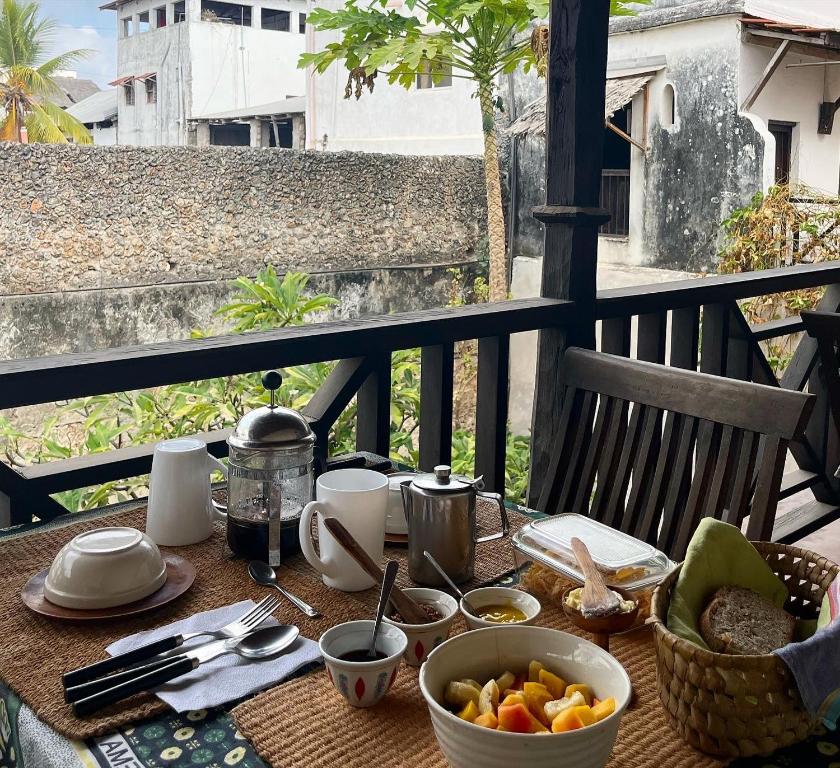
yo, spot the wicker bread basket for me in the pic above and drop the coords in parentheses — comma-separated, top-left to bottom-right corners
(650, 541, 839, 758)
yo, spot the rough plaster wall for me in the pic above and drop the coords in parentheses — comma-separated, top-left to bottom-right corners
(0, 264, 477, 359)
(644, 42, 763, 270)
(0, 143, 487, 295)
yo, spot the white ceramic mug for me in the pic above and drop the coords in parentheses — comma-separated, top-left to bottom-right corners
(299, 469, 388, 591)
(146, 438, 228, 546)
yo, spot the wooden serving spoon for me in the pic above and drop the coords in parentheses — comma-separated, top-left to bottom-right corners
(323, 517, 432, 624)
(570, 537, 621, 618)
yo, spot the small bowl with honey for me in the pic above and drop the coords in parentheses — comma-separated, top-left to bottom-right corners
(460, 586, 541, 631)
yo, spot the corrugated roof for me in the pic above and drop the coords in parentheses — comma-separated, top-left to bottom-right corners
(507, 74, 655, 138)
(50, 76, 100, 109)
(66, 89, 118, 125)
(193, 96, 306, 121)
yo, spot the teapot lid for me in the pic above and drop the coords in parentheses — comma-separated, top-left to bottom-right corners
(411, 465, 483, 492)
(228, 371, 315, 452)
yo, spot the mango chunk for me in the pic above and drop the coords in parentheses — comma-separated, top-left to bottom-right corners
(473, 712, 499, 729)
(551, 704, 597, 733)
(523, 682, 553, 726)
(538, 669, 567, 700)
(528, 660, 544, 683)
(564, 683, 593, 705)
(498, 703, 548, 734)
(591, 697, 616, 722)
(458, 700, 479, 722)
(501, 692, 526, 707)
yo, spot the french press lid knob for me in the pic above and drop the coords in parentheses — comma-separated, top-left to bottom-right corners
(262, 370, 282, 408)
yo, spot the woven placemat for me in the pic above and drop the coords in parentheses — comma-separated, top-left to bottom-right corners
(0, 498, 529, 740)
(232, 600, 727, 768)
(0, 506, 375, 739)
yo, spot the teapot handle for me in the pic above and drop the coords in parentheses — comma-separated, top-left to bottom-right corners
(474, 491, 509, 544)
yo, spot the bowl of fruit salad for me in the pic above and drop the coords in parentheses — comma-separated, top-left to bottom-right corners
(418, 625, 631, 768)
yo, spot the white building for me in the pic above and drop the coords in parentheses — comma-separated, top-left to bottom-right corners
(101, 0, 308, 146)
(507, 0, 840, 270)
(307, 0, 483, 155)
(66, 89, 120, 145)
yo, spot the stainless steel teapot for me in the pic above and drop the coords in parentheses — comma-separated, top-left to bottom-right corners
(401, 465, 509, 585)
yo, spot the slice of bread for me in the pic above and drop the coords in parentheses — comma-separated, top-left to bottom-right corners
(699, 585, 795, 655)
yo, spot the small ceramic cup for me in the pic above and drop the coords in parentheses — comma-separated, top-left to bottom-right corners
(383, 588, 459, 666)
(319, 620, 407, 708)
(460, 586, 541, 631)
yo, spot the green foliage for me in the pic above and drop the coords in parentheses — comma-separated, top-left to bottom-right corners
(216, 267, 338, 332)
(300, 0, 649, 94)
(719, 183, 840, 376)
(1, 266, 533, 513)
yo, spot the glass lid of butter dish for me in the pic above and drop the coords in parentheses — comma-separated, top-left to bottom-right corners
(512, 513, 674, 591)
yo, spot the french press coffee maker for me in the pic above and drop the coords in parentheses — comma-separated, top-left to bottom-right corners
(220, 371, 316, 566)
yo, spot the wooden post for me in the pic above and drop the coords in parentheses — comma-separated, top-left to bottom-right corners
(528, 0, 611, 507)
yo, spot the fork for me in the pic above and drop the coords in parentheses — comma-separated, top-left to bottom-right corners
(62, 595, 282, 688)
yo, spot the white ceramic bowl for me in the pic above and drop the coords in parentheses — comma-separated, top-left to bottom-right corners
(383, 588, 458, 666)
(320, 620, 408, 708)
(44, 527, 167, 610)
(419, 625, 632, 768)
(460, 586, 541, 630)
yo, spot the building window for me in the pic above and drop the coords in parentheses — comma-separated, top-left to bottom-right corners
(138, 10, 150, 32)
(173, 1, 186, 23)
(123, 82, 135, 106)
(299, 13, 306, 33)
(155, 6, 167, 27)
(121, 17, 132, 36)
(262, 8, 290, 31)
(201, 0, 252, 25)
(661, 83, 675, 127)
(416, 61, 452, 89)
(768, 121, 795, 185)
(145, 76, 157, 104)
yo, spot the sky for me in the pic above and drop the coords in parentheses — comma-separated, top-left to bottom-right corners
(39, 0, 117, 88)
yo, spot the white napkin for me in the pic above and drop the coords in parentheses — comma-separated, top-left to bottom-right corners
(107, 600, 322, 712)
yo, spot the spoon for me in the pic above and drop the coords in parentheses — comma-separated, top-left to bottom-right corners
(370, 560, 399, 658)
(570, 537, 620, 618)
(423, 550, 480, 617)
(73, 625, 300, 717)
(249, 560, 321, 618)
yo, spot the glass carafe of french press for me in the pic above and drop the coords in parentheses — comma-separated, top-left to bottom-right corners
(221, 371, 315, 566)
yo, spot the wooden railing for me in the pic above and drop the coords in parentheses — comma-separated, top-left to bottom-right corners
(3, 261, 840, 542)
(594, 260, 840, 543)
(0, 298, 572, 528)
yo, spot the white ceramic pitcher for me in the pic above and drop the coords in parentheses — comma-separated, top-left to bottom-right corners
(146, 438, 228, 546)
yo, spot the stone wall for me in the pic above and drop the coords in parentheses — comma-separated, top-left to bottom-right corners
(1, 143, 486, 293)
(0, 143, 486, 357)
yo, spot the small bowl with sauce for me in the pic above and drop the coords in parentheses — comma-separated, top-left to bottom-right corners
(460, 586, 541, 631)
(383, 587, 459, 667)
(319, 620, 408, 708)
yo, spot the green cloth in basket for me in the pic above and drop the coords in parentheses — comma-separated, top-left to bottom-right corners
(666, 518, 789, 649)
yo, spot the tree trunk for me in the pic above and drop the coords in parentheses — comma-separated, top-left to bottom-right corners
(479, 81, 507, 303)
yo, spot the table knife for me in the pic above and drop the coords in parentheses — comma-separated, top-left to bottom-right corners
(72, 637, 232, 718)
